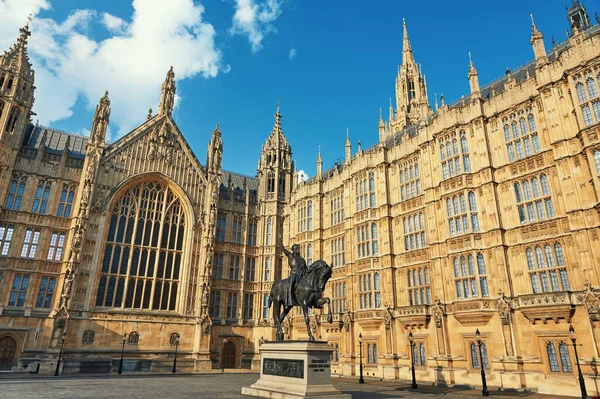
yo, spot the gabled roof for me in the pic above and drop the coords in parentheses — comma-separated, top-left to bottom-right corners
(221, 170, 258, 190)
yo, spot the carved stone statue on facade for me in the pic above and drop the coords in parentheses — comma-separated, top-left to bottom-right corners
(497, 292, 512, 325)
(342, 311, 351, 332)
(201, 282, 210, 316)
(268, 238, 334, 341)
(431, 299, 444, 328)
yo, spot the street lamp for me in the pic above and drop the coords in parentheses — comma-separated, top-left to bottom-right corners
(475, 329, 489, 397)
(54, 332, 67, 376)
(569, 324, 588, 399)
(408, 332, 418, 389)
(172, 335, 180, 374)
(358, 333, 364, 384)
(118, 333, 127, 375)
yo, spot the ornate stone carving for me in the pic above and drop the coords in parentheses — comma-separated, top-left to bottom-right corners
(497, 292, 512, 325)
(342, 311, 351, 332)
(263, 359, 304, 379)
(82, 330, 95, 345)
(580, 281, 600, 321)
(430, 299, 444, 328)
(383, 307, 392, 330)
(201, 282, 209, 316)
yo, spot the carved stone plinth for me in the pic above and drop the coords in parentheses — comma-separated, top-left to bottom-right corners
(241, 341, 350, 399)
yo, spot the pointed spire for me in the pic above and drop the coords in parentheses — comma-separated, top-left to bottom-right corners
(402, 18, 415, 66)
(389, 97, 394, 121)
(434, 93, 439, 112)
(530, 14, 547, 64)
(269, 101, 288, 149)
(378, 107, 384, 127)
(345, 128, 351, 163)
(317, 145, 323, 178)
(90, 91, 111, 145)
(468, 52, 480, 97)
(158, 66, 176, 116)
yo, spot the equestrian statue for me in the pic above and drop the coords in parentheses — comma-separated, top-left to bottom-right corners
(268, 237, 333, 341)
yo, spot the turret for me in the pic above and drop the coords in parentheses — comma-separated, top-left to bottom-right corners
(206, 123, 223, 176)
(386, 19, 431, 138)
(567, 0, 591, 34)
(345, 128, 351, 163)
(467, 53, 480, 99)
(316, 146, 322, 178)
(158, 66, 176, 116)
(530, 14, 548, 66)
(0, 21, 35, 147)
(89, 91, 111, 147)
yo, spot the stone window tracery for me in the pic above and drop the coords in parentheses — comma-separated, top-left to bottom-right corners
(216, 213, 227, 242)
(514, 174, 554, 224)
(21, 228, 40, 258)
(440, 131, 470, 179)
(9, 273, 29, 306)
(297, 201, 312, 233)
(209, 291, 221, 317)
(453, 253, 489, 299)
(330, 192, 344, 226)
(47, 232, 65, 261)
(446, 191, 479, 236)
(6, 176, 27, 211)
(403, 211, 426, 251)
(407, 266, 431, 305)
(359, 272, 381, 309)
(212, 253, 224, 279)
(0, 226, 14, 256)
(330, 236, 345, 267)
(35, 276, 55, 308)
(232, 216, 243, 244)
(31, 181, 51, 214)
(357, 223, 378, 258)
(95, 181, 185, 311)
(246, 219, 257, 246)
(399, 160, 421, 201)
(526, 243, 570, 293)
(331, 281, 347, 313)
(593, 149, 600, 174)
(574, 67, 600, 126)
(503, 109, 540, 162)
(469, 342, 489, 369)
(57, 184, 75, 218)
(355, 172, 376, 212)
(546, 341, 572, 373)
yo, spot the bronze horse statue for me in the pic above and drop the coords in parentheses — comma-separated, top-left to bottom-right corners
(268, 259, 333, 341)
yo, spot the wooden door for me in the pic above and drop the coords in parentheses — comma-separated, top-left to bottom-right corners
(222, 341, 236, 369)
(0, 336, 17, 371)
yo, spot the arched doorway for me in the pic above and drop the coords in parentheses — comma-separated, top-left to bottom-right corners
(222, 341, 236, 369)
(0, 336, 17, 371)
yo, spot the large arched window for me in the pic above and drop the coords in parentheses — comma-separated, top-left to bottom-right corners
(95, 181, 186, 311)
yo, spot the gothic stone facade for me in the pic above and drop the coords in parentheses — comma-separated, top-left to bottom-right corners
(0, 3, 600, 396)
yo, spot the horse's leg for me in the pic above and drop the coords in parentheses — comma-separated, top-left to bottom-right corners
(327, 297, 333, 324)
(314, 297, 333, 324)
(274, 299, 284, 341)
(303, 304, 315, 341)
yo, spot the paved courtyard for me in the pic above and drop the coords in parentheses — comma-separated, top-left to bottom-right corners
(0, 372, 577, 399)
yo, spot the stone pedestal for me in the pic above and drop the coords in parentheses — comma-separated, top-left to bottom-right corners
(242, 341, 350, 399)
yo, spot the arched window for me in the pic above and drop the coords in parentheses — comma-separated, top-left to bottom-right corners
(6, 177, 26, 210)
(369, 173, 376, 207)
(267, 172, 275, 193)
(0, 75, 4, 89)
(6, 108, 19, 133)
(57, 184, 75, 217)
(95, 181, 186, 311)
(528, 114, 537, 132)
(307, 201, 313, 230)
(547, 342, 559, 372)
(594, 150, 600, 174)
(587, 77, 598, 99)
(0, 100, 4, 119)
(263, 294, 269, 319)
(6, 78, 13, 91)
(412, 342, 419, 365)
(307, 244, 312, 266)
(373, 344, 378, 363)
(371, 223, 378, 255)
(32, 182, 51, 214)
(367, 343, 373, 363)
(266, 219, 272, 245)
(558, 342, 572, 372)
(420, 343, 426, 365)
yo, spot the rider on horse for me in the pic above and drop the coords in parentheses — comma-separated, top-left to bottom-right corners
(281, 239, 308, 307)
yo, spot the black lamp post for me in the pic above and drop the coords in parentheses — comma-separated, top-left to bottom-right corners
(172, 335, 180, 374)
(358, 333, 364, 384)
(54, 332, 66, 376)
(118, 333, 127, 375)
(569, 324, 588, 399)
(408, 332, 418, 389)
(475, 329, 489, 397)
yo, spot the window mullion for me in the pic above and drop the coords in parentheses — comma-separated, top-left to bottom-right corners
(122, 197, 140, 309)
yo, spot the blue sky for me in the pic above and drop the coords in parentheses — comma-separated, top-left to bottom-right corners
(1, 0, 589, 177)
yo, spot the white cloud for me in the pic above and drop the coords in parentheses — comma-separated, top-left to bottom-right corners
(101, 13, 128, 35)
(297, 170, 308, 185)
(230, 0, 282, 52)
(288, 47, 296, 59)
(0, 0, 224, 138)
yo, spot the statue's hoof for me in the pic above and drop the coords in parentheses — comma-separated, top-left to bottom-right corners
(327, 315, 333, 324)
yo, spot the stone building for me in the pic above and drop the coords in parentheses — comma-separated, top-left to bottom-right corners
(0, 2, 599, 396)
